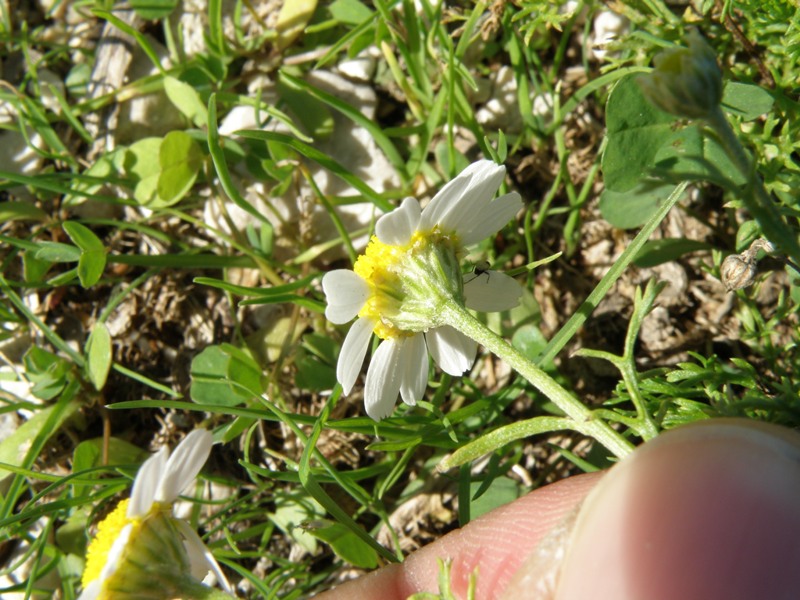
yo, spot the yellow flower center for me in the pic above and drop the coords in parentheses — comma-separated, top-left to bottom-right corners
(354, 231, 429, 339)
(352, 227, 463, 339)
(82, 499, 135, 587)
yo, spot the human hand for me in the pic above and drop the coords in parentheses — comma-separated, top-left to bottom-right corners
(316, 419, 800, 599)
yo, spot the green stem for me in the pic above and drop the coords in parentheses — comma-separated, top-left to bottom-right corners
(705, 106, 800, 266)
(439, 303, 635, 459)
(537, 181, 688, 366)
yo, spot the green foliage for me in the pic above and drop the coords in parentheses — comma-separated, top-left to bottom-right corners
(190, 344, 264, 406)
(126, 132, 204, 207)
(3, 0, 800, 597)
(303, 520, 379, 569)
(85, 322, 112, 391)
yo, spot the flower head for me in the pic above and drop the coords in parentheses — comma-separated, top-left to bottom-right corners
(638, 29, 722, 120)
(323, 160, 523, 420)
(80, 429, 234, 600)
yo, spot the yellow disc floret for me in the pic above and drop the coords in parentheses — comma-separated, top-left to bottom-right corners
(351, 226, 463, 339)
(354, 232, 434, 340)
(82, 499, 133, 587)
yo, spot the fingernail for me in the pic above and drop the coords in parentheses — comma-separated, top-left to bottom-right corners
(554, 420, 800, 600)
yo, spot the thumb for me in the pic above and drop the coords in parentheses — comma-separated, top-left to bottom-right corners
(502, 419, 800, 600)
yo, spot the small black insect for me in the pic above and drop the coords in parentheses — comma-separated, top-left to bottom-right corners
(464, 260, 491, 284)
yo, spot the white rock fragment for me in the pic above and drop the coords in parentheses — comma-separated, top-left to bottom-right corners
(591, 10, 628, 61)
(115, 37, 185, 144)
(475, 66, 523, 132)
(174, 0, 282, 57)
(532, 91, 555, 126)
(0, 101, 46, 198)
(474, 66, 555, 133)
(336, 47, 380, 83)
(560, 1, 582, 18)
(205, 71, 400, 261)
(33, 68, 66, 115)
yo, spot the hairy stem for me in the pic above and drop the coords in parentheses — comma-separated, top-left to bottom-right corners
(441, 303, 634, 459)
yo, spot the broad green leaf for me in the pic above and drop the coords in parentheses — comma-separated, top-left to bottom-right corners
(23, 346, 70, 401)
(735, 220, 761, 252)
(604, 75, 749, 194)
(71, 436, 147, 509)
(164, 76, 208, 128)
(634, 238, 711, 267)
(154, 131, 203, 207)
(64, 221, 107, 287)
(85, 322, 112, 390)
(278, 73, 334, 139)
(190, 344, 263, 406)
(23, 249, 51, 282)
(722, 81, 774, 120)
(301, 333, 338, 364)
(653, 123, 745, 188)
(34, 241, 82, 263)
(0, 201, 47, 222)
(295, 355, 336, 390)
(599, 181, 676, 229)
(0, 396, 79, 479)
(269, 494, 324, 554)
(126, 137, 163, 204)
(602, 75, 675, 193)
(72, 437, 147, 473)
(77, 250, 107, 288)
(511, 323, 554, 371)
(275, 0, 318, 50)
(306, 521, 379, 568)
(130, 0, 179, 20)
(64, 149, 126, 207)
(329, 0, 373, 24)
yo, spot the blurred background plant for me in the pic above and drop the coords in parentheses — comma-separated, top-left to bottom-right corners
(1, 0, 799, 597)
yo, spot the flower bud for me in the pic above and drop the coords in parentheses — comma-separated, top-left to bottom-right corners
(638, 29, 723, 120)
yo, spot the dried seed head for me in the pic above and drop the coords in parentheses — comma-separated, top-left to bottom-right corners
(721, 254, 757, 291)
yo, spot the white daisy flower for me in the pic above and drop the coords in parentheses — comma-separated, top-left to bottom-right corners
(322, 159, 523, 420)
(80, 429, 235, 600)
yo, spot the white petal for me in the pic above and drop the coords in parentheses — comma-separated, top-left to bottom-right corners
(364, 339, 403, 420)
(322, 270, 370, 324)
(399, 334, 428, 406)
(127, 447, 168, 518)
(376, 197, 421, 246)
(458, 192, 522, 247)
(426, 325, 477, 376)
(418, 174, 471, 231)
(155, 429, 212, 504)
(420, 160, 506, 233)
(464, 271, 522, 312)
(175, 519, 234, 595)
(337, 316, 374, 394)
(78, 579, 102, 600)
(99, 522, 133, 581)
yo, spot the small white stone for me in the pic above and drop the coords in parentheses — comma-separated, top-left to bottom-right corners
(35, 68, 66, 115)
(532, 92, 555, 124)
(337, 54, 376, 82)
(591, 10, 628, 61)
(218, 105, 274, 136)
(205, 71, 399, 262)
